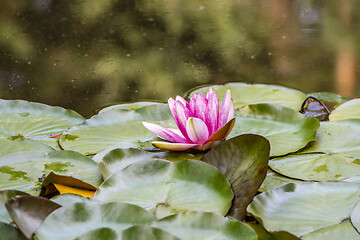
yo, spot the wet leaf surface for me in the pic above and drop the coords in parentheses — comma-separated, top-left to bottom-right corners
(94, 159, 233, 216)
(5, 195, 61, 239)
(201, 134, 270, 220)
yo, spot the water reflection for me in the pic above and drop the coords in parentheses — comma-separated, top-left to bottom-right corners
(1, 0, 359, 116)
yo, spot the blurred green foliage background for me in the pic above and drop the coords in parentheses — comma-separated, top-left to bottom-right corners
(1, 0, 360, 116)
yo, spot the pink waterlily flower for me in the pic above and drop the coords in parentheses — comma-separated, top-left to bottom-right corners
(142, 88, 235, 151)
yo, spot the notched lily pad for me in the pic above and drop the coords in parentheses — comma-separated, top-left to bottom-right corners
(98, 148, 201, 179)
(0, 151, 102, 195)
(34, 201, 157, 240)
(228, 103, 319, 156)
(59, 104, 174, 155)
(94, 159, 233, 216)
(0, 99, 84, 150)
(152, 211, 257, 240)
(187, 82, 307, 111)
(269, 120, 360, 181)
(247, 182, 360, 237)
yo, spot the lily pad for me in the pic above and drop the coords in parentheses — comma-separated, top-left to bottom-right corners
(98, 101, 165, 113)
(75, 228, 118, 240)
(259, 169, 302, 192)
(35, 201, 157, 240)
(0, 190, 29, 224)
(51, 193, 97, 207)
(201, 134, 270, 220)
(246, 223, 300, 240)
(0, 99, 84, 150)
(98, 148, 200, 179)
(121, 225, 180, 240)
(0, 132, 55, 157)
(329, 99, 360, 121)
(5, 195, 61, 239)
(59, 104, 174, 155)
(228, 104, 319, 156)
(187, 82, 306, 111)
(301, 221, 360, 240)
(247, 182, 360, 237)
(152, 211, 257, 240)
(269, 120, 360, 181)
(351, 199, 360, 233)
(307, 92, 349, 104)
(0, 222, 27, 240)
(94, 159, 233, 216)
(0, 151, 103, 195)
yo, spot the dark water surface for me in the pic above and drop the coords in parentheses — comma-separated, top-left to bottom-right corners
(1, 0, 360, 116)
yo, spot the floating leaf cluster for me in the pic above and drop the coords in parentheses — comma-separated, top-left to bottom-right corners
(0, 82, 360, 239)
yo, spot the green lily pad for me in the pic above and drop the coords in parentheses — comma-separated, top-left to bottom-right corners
(269, 120, 360, 181)
(301, 221, 360, 240)
(228, 104, 319, 156)
(98, 148, 200, 179)
(74, 228, 118, 240)
(201, 134, 270, 220)
(351, 199, 360, 233)
(59, 104, 174, 155)
(247, 182, 360, 237)
(0, 151, 103, 195)
(0, 99, 84, 150)
(329, 99, 360, 121)
(94, 159, 233, 216)
(35, 201, 157, 240)
(259, 169, 302, 192)
(0, 132, 55, 158)
(187, 82, 306, 111)
(51, 193, 96, 207)
(307, 92, 349, 104)
(247, 223, 300, 240)
(98, 101, 165, 113)
(342, 175, 360, 183)
(121, 225, 181, 240)
(5, 195, 61, 239)
(0, 190, 29, 224)
(0, 222, 27, 240)
(152, 212, 257, 240)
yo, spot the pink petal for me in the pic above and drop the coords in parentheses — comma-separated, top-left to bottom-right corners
(218, 90, 234, 128)
(194, 92, 207, 122)
(206, 87, 214, 99)
(152, 141, 197, 151)
(207, 118, 235, 142)
(142, 122, 188, 143)
(175, 101, 192, 141)
(175, 96, 190, 109)
(168, 98, 187, 138)
(189, 93, 197, 114)
(205, 91, 219, 135)
(168, 97, 177, 122)
(186, 117, 209, 144)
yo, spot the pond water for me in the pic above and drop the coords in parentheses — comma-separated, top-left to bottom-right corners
(1, 0, 360, 116)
